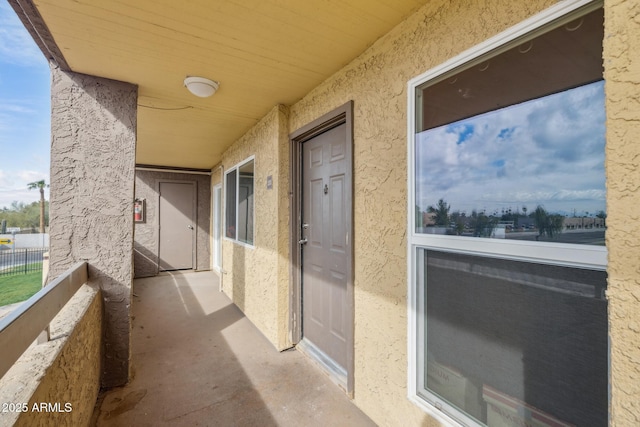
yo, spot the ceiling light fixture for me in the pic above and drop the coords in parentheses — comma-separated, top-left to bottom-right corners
(184, 76, 219, 98)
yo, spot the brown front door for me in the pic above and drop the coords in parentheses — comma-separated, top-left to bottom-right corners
(159, 181, 195, 270)
(300, 121, 351, 385)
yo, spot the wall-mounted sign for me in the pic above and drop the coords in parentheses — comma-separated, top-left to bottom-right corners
(266, 175, 273, 190)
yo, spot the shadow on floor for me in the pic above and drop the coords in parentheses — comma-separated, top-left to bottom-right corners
(93, 270, 375, 427)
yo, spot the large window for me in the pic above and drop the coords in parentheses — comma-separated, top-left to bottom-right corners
(225, 157, 254, 245)
(408, 2, 607, 426)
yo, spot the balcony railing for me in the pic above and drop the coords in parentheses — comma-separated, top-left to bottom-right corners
(0, 247, 48, 277)
(0, 261, 88, 379)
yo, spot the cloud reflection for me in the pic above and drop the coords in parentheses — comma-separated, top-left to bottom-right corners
(416, 81, 605, 216)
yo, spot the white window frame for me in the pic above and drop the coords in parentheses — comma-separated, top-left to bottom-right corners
(224, 156, 255, 248)
(406, 1, 606, 425)
(212, 183, 222, 271)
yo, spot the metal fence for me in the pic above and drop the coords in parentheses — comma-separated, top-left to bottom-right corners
(0, 248, 47, 277)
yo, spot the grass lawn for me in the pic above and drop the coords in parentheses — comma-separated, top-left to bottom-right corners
(0, 265, 43, 306)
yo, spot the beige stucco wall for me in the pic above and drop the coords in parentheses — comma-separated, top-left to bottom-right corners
(0, 285, 102, 427)
(220, 105, 291, 349)
(604, 0, 640, 424)
(218, 0, 640, 425)
(288, 1, 557, 425)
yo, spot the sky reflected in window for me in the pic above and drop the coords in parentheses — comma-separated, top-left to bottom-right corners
(416, 80, 605, 219)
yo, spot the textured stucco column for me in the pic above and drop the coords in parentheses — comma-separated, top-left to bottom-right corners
(604, 0, 640, 425)
(49, 66, 137, 388)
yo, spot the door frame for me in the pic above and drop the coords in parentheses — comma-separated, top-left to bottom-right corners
(289, 101, 354, 395)
(156, 179, 197, 271)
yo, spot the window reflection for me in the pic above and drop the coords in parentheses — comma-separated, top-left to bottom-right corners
(423, 249, 608, 426)
(225, 159, 254, 245)
(237, 160, 254, 245)
(225, 169, 237, 239)
(415, 81, 606, 245)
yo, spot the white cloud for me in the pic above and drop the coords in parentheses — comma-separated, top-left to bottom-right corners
(0, 3, 44, 67)
(416, 81, 606, 215)
(17, 170, 47, 183)
(0, 168, 49, 209)
(0, 170, 13, 188)
(0, 103, 36, 114)
(0, 101, 39, 135)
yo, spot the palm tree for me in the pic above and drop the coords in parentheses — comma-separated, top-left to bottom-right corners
(28, 180, 48, 233)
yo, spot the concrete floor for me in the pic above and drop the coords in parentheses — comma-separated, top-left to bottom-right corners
(93, 271, 375, 427)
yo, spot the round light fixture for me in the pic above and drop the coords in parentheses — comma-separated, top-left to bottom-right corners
(184, 76, 219, 98)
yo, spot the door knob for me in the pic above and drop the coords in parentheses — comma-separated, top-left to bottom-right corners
(187, 225, 194, 230)
(298, 237, 308, 245)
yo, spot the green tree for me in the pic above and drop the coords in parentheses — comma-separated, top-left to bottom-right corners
(0, 201, 49, 231)
(427, 198, 450, 226)
(450, 211, 466, 235)
(533, 205, 564, 239)
(470, 209, 496, 237)
(28, 180, 49, 233)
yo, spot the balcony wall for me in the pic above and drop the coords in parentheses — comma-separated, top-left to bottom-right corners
(0, 285, 102, 427)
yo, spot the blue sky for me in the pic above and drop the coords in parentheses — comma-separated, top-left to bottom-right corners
(416, 81, 606, 217)
(0, 2, 50, 209)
